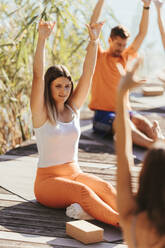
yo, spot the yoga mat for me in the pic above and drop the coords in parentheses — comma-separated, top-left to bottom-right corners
(81, 128, 146, 162)
(139, 107, 165, 114)
(90, 220, 123, 243)
(81, 110, 165, 163)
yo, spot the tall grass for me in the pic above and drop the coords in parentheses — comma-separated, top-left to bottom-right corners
(0, 0, 117, 154)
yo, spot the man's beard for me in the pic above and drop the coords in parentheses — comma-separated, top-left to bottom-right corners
(113, 50, 122, 57)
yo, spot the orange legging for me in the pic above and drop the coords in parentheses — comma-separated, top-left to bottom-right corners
(34, 162, 119, 226)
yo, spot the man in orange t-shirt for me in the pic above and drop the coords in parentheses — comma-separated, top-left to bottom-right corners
(88, 0, 161, 148)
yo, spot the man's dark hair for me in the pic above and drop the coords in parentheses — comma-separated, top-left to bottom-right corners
(110, 25, 130, 40)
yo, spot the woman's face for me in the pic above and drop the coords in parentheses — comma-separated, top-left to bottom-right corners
(50, 77, 72, 103)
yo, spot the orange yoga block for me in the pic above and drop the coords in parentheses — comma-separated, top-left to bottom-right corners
(142, 86, 164, 96)
(66, 220, 104, 244)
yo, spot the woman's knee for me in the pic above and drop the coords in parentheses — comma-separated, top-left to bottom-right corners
(79, 183, 95, 203)
(99, 180, 117, 195)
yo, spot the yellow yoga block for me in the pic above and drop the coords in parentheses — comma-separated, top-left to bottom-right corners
(66, 220, 104, 244)
(142, 86, 164, 96)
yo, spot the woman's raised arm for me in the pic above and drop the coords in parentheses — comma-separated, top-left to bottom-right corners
(115, 60, 145, 224)
(69, 21, 104, 110)
(30, 20, 55, 126)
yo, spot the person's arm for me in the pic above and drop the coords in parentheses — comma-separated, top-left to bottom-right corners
(154, 0, 165, 50)
(115, 61, 145, 224)
(90, 0, 105, 24)
(69, 22, 104, 110)
(30, 20, 55, 125)
(130, 0, 151, 52)
(89, 0, 105, 53)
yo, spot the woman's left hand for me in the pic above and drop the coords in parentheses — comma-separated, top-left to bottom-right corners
(86, 21, 104, 41)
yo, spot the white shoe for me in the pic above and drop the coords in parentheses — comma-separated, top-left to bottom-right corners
(66, 203, 94, 220)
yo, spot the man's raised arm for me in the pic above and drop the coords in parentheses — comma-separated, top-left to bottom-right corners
(154, 0, 165, 50)
(90, 0, 105, 24)
(131, 0, 151, 52)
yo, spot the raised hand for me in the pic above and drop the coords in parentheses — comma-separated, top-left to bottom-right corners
(141, 0, 151, 6)
(38, 19, 56, 39)
(153, 0, 164, 9)
(117, 58, 146, 93)
(86, 21, 104, 41)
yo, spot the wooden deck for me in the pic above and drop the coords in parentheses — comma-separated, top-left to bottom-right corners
(0, 150, 141, 248)
(0, 111, 148, 248)
(1, 85, 165, 247)
(0, 186, 127, 248)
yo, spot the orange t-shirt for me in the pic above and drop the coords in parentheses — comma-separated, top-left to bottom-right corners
(89, 45, 137, 112)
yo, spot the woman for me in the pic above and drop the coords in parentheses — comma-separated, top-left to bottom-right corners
(115, 59, 165, 247)
(30, 19, 119, 226)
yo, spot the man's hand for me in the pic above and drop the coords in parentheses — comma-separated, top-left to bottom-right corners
(142, 0, 151, 7)
(38, 20, 56, 39)
(154, 0, 164, 9)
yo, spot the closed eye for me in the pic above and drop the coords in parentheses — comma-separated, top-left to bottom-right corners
(65, 84, 71, 89)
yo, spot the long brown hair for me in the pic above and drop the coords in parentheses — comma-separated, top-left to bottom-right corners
(44, 65, 73, 124)
(136, 140, 165, 236)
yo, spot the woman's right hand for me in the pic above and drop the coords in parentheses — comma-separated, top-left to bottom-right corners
(86, 21, 104, 42)
(117, 58, 146, 94)
(38, 19, 56, 39)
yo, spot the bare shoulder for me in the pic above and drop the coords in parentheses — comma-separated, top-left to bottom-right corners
(121, 212, 165, 248)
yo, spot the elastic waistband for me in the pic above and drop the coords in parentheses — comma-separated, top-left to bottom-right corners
(36, 162, 81, 180)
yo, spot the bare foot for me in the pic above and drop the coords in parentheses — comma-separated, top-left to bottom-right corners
(152, 120, 165, 141)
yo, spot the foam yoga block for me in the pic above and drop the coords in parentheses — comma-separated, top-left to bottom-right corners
(66, 220, 104, 244)
(142, 86, 164, 96)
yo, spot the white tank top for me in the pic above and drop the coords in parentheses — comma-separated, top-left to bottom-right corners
(34, 105, 81, 168)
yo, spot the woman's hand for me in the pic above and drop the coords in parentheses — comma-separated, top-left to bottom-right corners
(154, 0, 164, 9)
(86, 21, 104, 41)
(38, 19, 56, 40)
(117, 58, 146, 93)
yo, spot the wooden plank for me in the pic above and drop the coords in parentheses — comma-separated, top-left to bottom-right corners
(81, 168, 140, 180)
(0, 194, 26, 202)
(0, 231, 127, 248)
(0, 239, 52, 248)
(80, 163, 141, 174)
(0, 187, 12, 195)
(0, 155, 38, 162)
(0, 200, 39, 208)
(0, 224, 66, 238)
